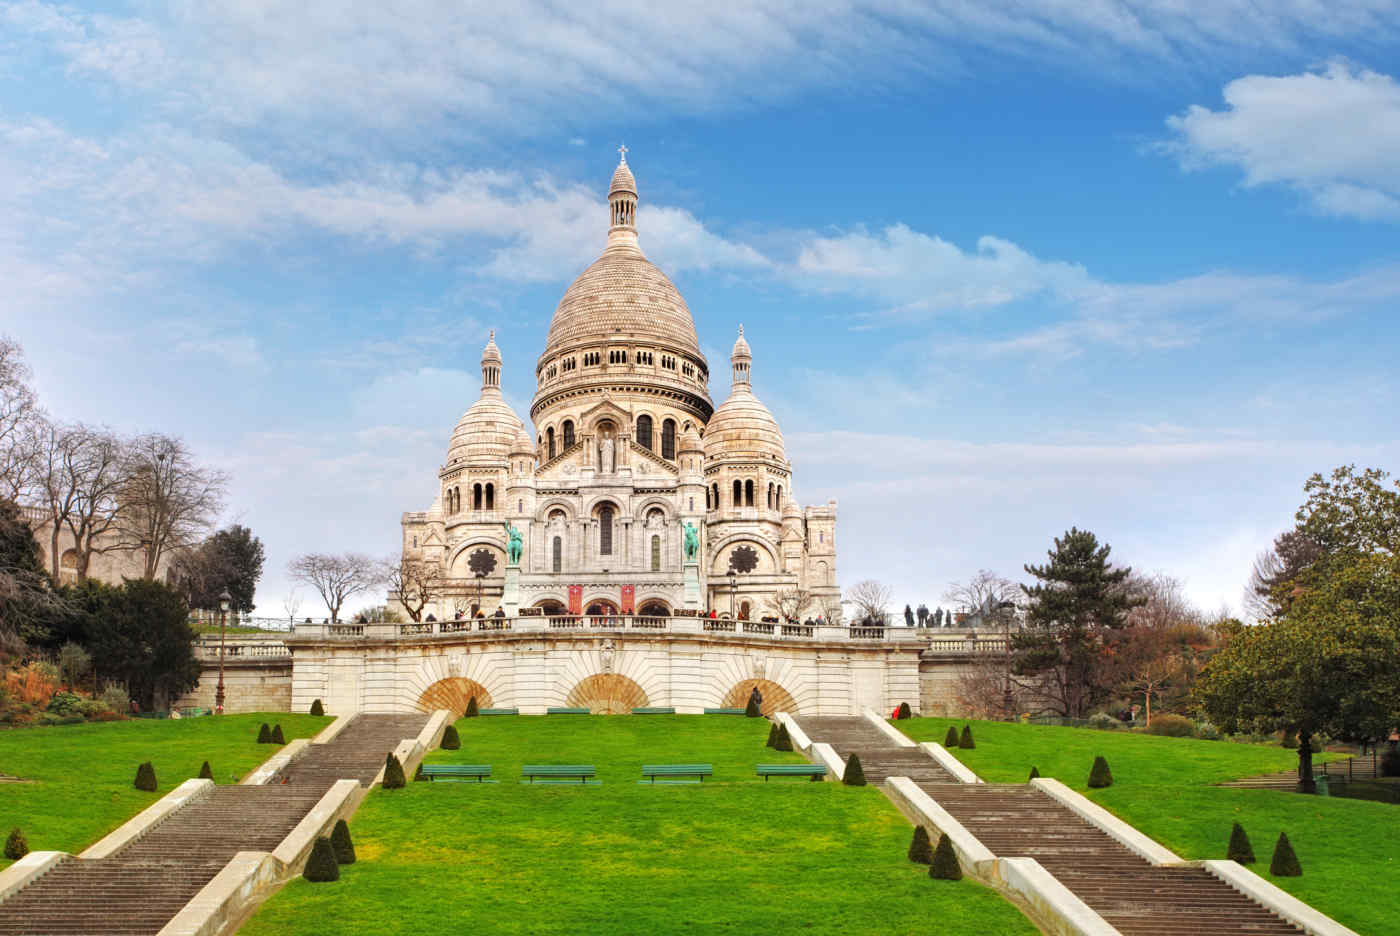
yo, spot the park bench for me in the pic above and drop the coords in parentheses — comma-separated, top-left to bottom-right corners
(420, 764, 494, 783)
(640, 764, 712, 784)
(632, 707, 675, 715)
(703, 707, 746, 715)
(547, 707, 591, 715)
(756, 764, 827, 782)
(479, 708, 518, 716)
(522, 764, 597, 784)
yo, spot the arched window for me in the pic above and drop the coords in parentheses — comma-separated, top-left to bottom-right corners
(712, 484, 719, 510)
(733, 479, 742, 506)
(552, 536, 562, 573)
(651, 535, 661, 572)
(485, 483, 494, 511)
(767, 483, 775, 509)
(547, 427, 556, 460)
(636, 415, 653, 450)
(661, 419, 676, 459)
(473, 483, 483, 511)
(745, 480, 754, 507)
(562, 420, 575, 449)
(777, 485, 783, 507)
(412, 535, 418, 548)
(599, 505, 614, 556)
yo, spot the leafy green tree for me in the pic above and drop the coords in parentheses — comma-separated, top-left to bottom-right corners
(0, 498, 68, 648)
(86, 579, 200, 710)
(177, 525, 265, 613)
(1014, 528, 1139, 718)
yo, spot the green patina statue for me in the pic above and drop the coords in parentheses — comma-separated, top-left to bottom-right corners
(683, 521, 700, 562)
(503, 522, 524, 566)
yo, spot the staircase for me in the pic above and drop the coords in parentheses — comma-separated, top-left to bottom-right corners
(794, 715, 1304, 936)
(0, 713, 428, 936)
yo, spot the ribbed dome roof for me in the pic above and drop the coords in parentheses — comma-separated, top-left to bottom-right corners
(610, 158, 636, 196)
(543, 240, 702, 358)
(446, 394, 524, 467)
(704, 386, 785, 462)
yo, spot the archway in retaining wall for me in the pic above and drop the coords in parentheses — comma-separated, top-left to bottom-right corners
(722, 679, 796, 717)
(565, 673, 649, 714)
(417, 677, 494, 717)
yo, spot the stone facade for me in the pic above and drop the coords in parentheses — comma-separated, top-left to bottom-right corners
(20, 505, 175, 587)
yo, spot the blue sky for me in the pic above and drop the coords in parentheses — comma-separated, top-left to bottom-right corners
(2, 1, 1398, 619)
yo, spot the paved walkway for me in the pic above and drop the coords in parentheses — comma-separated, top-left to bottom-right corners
(0, 714, 427, 936)
(794, 716, 1304, 936)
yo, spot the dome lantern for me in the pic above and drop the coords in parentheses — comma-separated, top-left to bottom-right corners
(731, 324, 752, 386)
(609, 145, 638, 244)
(481, 330, 502, 394)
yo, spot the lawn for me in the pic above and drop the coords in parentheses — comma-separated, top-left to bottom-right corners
(0, 712, 328, 865)
(898, 718, 1400, 936)
(243, 715, 1038, 936)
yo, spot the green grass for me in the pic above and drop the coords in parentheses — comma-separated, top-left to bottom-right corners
(0, 713, 328, 865)
(899, 718, 1400, 936)
(243, 716, 1038, 936)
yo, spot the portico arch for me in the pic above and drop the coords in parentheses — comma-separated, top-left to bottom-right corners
(565, 673, 649, 714)
(722, 678, 796, 717)
(416, 677, 494, 717)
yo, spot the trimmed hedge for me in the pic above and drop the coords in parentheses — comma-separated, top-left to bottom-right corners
(908, 825, 933, 864)
(1270, 832, 1302, 877)
(440, 724, 460, 751)
(959, 725, 975, 750)
(1027, 766, 1040, 781)
(309, 699, 324, 717)
(744, 694, 762, 718)
(330, 819, 356, 864)
(465, 696, 479, 718)
(896, 702, 912, 720)
(303, 837, 340, 882)
(774, 723, 794, 752)
(270, 724, 286, 744)
(842, 754, 867, 786)
(4, 828, 28, 860)
(944, 726, 959, 748)
(414, 762, 426, 782)
(256, 723, 272, 744)
(1088, 756, 1113, 789)
(198, 760, 213, 780)
(134, 761, 157, 792)
(766, 722, 778, 748)
(382, 752, 407, 789)
(930, 833, 962, 880)
(1227, 822, 1255, 864)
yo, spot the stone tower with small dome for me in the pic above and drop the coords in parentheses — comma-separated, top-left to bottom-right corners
(398, 152, 839, 621)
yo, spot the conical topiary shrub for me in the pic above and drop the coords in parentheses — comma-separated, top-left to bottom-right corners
(944, 726, 959, 748)
(1028, 766, 1040, 781)
(1227, 822, 1255, 864)
(464, 696, 479, 718)
(270, 724, 286, 744)
(134, 761, 157, 791)
(908, 825, 933, 864)
(441, 724, 460, 750)
(959, 725, 975, 749)
(766, 721, 779, 748)
(774, 723, 794, 752)
(309, 698, 324, 716)
(745, 694, 762, 718)
(896, 702, 912, 720)
(198, 760, 213, 780)
(414, 762, 426, 782)
(930, 833, 962, 880)
(1088, 756, 1113, 788)
(1270, 832, 1301, 876)
(4, 828, 28, 860)
(382, 752, 406, 789)
(256, 723, 272, 744)
(302, 836, 340, 882)
(843, 753, 867, 786)
(330, 819, 356, 864)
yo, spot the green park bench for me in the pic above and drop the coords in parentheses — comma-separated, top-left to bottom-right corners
(420, 764, 494, 783)
(632, 707, 675, 714)
(479, 708, 518, 716)
(522, 764, 598, 785)
(756, 764, 827, 782)
(640, 764, 713, 784)
(547, 707, 591, 714)
(703, 707, 746, 715)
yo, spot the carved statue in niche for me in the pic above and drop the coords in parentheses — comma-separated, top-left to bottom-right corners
(600, 639, 616, 674)
(599, 433, 615, 474)
(751, 653, 767, 680)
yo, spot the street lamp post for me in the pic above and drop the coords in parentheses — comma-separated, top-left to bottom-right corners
(215, 589, 231, 714)
(728, 570, 737, 620)
(994, 599, 1017, 721)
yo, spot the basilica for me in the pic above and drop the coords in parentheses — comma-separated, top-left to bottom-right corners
(396, 153, 839, 622)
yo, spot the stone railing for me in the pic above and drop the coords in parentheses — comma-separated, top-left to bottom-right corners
(194, 636, 293, 661)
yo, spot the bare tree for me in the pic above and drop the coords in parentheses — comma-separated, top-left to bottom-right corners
(32, 421, 90, 580)
(944, 569, 1021, 627)
(766, 587, 816, 624)
(384, 556, 441, 622)
(62, 428, 128, 582)
(946, 570, 1023, 719)
(118, 434, 227, 580)
(847, 579, 892, 626)
(282, 591, 302, 627)
(0, 337, 41, 502)
(288, 553, 380, 624)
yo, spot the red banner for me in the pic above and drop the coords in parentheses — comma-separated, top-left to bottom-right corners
(620, 585, 635, 614)
(568, 585, 583, 615)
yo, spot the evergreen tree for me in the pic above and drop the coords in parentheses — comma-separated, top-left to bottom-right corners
(465, 696, 479, 717)
(944, 726, 959, 748)
(440, 724, 460, 750)
(908, 826, 933, 864)
(309, 699, 324, 716)
(766, 722, 779, 748)
(134, 761, 157, 791)
(1227, 822, 1255, 864)
(930, 834, 962, 880)
(1028, 766, 1040, 781)
(198, 760, 213, 780)
(842, 754, 867, 786)
(1088, 756, 1113, 788)
(176, 525, 266, 614)
(302, 837, 340, 882)
(3, 828, 28, 860)
(256, 723, 272, 743)
(270, 724, 285, 744)
(382, 753, 407, 789)
(84, 579, 201, 710)
(1270, 832, 1302, 876)
(330, 819, 356, 864)
(774, 723, 794, 752)
(959, 725, 975, 749)
(1016, 528, 1139, 718)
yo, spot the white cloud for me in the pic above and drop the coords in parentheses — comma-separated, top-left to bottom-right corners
(1165, 62, 1400, 220)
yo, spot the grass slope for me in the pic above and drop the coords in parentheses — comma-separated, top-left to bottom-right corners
(899, 718, 1400, 936)
(0, 713, 327, 865)
(244, 716, 1037, 936)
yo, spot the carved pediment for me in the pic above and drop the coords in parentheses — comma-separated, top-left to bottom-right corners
(579, 396, 631, 430)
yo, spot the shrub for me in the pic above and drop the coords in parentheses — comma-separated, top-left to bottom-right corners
(908, 825, 933, 864)
(959, 725, 975, 749)
(3, 828, 28, 860)
(1380, 747, 1400, 778)
(1028, 766, 1040, 781)
(1194, 720, 1222, 741)
(1270, 832, 1301, 877)
(896, 702, 912, 720)
(930, 833, 962, 880)
(198, 760, 213, 780)
(382, 753, 406, 789)
(765, 722, 778, 748)
(1087, 712, 1119, 731)
(98, 684, 128, 714)
(330, 819, 356, 864)
(842, 754, 867, 786)
(256, 723, 272, 744)
(440, 724, 460, 750)
(46, 691, 82, 715)
(414, 762, 426, 782)
(134, 761, 157, 792)
(1227, 822, 1255, 864)
(465, 696, 479, 718)
(1146, 714, 1193, 737)
(943, 726, 959, 748)
(774, 723, 793, 752)
(1281, 730, 1299, 749)
(270, 724, 286, 744)
(302, 836, 340, 882)
(1088, 756, 1113, 788)
(744, 694, 762, 718)
(309, 698, 324, 716)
